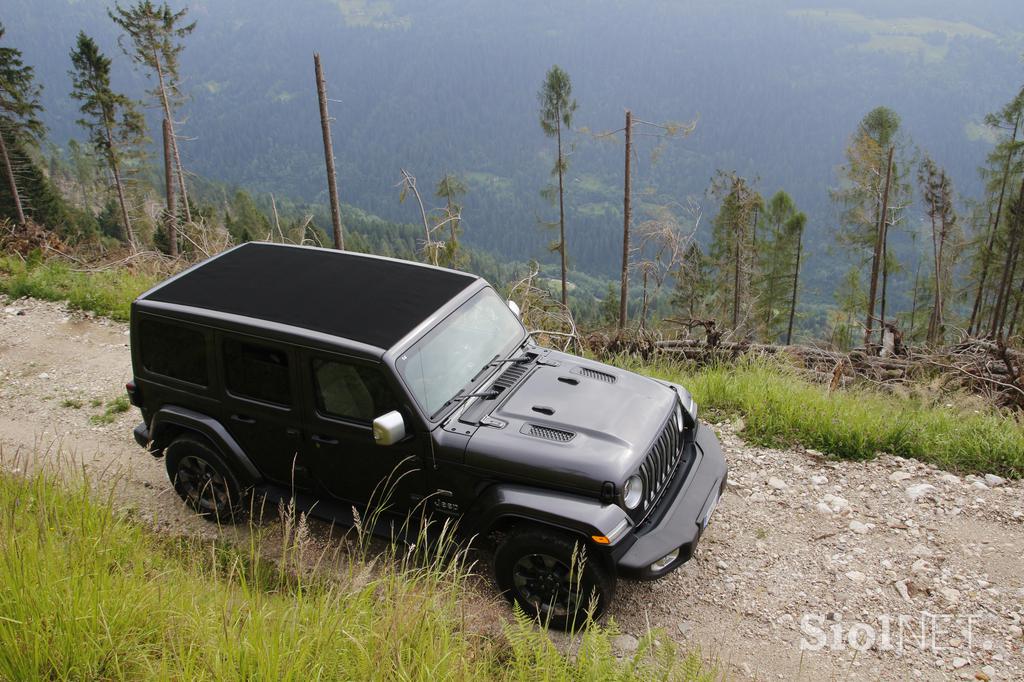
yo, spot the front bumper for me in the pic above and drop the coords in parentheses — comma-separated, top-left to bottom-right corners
(614, 423, 727, 580)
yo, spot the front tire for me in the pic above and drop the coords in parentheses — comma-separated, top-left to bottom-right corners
(165, 436, 248, 523)
(493, 526, 616, 630)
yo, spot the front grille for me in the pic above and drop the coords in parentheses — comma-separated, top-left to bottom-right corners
(523, 424, 575, 442)
(637, 411, 684, 514)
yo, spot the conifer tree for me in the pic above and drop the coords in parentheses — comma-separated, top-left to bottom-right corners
(918, 156, 961, 345)
(832, 107, 912, 346)
(435, 173, 467, 269)
(109, 1, 195, 228)
(755, 191, 805, 341)
(708, 171, 761, 333)
(0, 22, 44, 227)
(538, 65, 577, 308)
(69, 32, 147, 246)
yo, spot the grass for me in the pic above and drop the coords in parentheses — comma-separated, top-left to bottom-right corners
(60, 398, 83, 409)
(0, 254, 158, 321)
(630, 356, 1024, 479)
(0, 466, 710, 681)
(89, 395, 131, 425)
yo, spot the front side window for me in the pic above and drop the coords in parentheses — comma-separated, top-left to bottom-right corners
(223, 338, 292, 406)
(313, 359, 397, 422)
(397, 287, 525, 417)
(140, 319, 208, 386)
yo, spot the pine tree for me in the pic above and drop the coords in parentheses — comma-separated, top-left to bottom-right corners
(109, 1, 195, 231)
(708, 171, 761, 333)
(435, 174, 467, 269)
(755, 191, 805, 342)
(0, 22, 44, 227)
(538, 65, 577, 308)
(918, 156, 961, 345)
(69, 32, 147, 246)
(832, 107, 912, 346)
(671, 241, 711, 321)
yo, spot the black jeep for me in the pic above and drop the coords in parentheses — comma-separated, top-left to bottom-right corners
(127, 242, 727, 628)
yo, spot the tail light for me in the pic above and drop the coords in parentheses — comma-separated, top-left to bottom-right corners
(125, 381, 141, 407)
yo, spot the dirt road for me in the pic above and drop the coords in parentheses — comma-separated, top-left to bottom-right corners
(2, 295, 1022, 681)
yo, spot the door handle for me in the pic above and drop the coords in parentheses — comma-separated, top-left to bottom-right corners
(231, 413, 257, 424)
(311, 434, 339, 445)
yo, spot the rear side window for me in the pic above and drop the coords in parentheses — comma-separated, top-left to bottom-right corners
(223, 338, 292, 406)
(313, 358, 397, 422)
(139, 319, 208, 386)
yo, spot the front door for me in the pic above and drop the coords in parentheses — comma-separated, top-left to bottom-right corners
(218, 334, 306, 488)
(300, 351, 426, 515)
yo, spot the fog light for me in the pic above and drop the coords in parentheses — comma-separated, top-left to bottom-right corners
(650, 548, 680, 572)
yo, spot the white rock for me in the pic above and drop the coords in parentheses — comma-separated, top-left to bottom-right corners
(971, 481, 989, 491)
(767, 477, 789, 491)
(611, 633, 639, 654)
(895, 580, 913, 602)
(845, 571, 866, 582)
(848, 520, 872, 534)
(910, 544, 934, 558)
(939, 473, 961, 485)
(981, 665, 996, 679)
(37, 372, 49, 379)
(911, 559, 931, 574)
(822, 494, 850, 513)
(905, 483, 938, 502)
(984, 474, 1007, 487)
(816, 502, 834, 514)
(890, 471, 914, 482)
(951, 657, 969, 669)
(1009, 625, 1023, 638)
(938, 587, 961, 604)
(810, 474, 829, 486)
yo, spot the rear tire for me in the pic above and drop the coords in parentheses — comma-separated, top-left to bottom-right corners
(493, 526, 616, 630)
(165, 436, 248, 523)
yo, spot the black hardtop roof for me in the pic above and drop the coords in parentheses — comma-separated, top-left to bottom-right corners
(141, 242, 479, 350)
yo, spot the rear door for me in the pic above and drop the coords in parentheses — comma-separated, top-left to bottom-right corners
(299, 350, 426, 514)
(217, 334, 307, 488)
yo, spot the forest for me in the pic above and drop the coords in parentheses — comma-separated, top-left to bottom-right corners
(2, 0, 1024, 348)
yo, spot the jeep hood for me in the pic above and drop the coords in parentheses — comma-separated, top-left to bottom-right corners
(461, 352, 677, 493)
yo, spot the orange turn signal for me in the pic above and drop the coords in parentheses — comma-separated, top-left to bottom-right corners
(591, 535, 611, 544)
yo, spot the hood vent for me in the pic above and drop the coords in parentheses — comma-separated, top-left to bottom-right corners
(522, 424, 575, 442)
(572, 366, 617, 383)
(492, 360, 530, 392)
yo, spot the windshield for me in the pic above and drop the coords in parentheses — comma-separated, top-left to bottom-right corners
(397, 288, 526, 418)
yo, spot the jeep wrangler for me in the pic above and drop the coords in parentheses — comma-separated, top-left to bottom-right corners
(127, 242, 727, 628)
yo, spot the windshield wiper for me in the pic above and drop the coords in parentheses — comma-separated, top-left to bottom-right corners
(430, 388, 499, 420)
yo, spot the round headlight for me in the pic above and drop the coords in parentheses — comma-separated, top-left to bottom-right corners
(623, 475, 644, 510)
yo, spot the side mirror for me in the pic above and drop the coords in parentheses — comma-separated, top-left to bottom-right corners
(373, 410, 407, 446)
(507, 299, 521, 318)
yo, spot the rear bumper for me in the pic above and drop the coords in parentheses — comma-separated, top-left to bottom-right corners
(133, 421, 161, 456)
(614, 423, 727, 580)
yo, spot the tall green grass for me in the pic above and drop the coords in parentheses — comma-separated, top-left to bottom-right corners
(0, 255, 158, 321)
(0, 467, 709, 681)
(633, 357, 1024, 478)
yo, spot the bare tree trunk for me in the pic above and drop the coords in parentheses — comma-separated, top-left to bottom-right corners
(785, 218, 803, 345)
(270, 193, 283, 241)
(163, 117, 177, 258)
(314, 53, 344, 250)
(864, 146, 894, 348)
(879, 211, 889, 334)
(985, 116, 1021, 335)
(103, 118, 135, 248)
(1008, 285, 1023, 339)
(991, 177, 1024, 339)
(153, 55, 191, 224)
(969, 211, 999, 336)
(732, 235, 741, 330)
(399, 169, 434, 264)
(909, 259, 921, 337)
(556, 116, 567, 307)
(618, 110, 632, 331)
(0, 131, 26, 227)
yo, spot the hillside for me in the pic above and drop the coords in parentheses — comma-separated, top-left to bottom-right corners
(5, 0, 1024, 301)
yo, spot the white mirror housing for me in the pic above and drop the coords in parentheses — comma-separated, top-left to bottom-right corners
(373, 410, 406, 446)
(507, 299, 521, 318)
